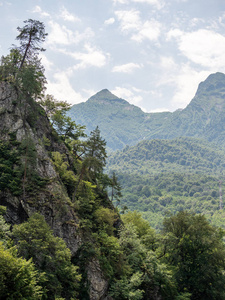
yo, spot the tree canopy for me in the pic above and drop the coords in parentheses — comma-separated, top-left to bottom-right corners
(16, 19, 48, 70)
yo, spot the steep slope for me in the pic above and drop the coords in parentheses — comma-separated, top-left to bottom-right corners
(0, 82, 114, 299)
(68, 89, 170, 151)
(148, 72, 225, 142)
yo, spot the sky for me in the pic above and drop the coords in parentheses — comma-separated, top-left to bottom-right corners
(1, 0, 225, 112)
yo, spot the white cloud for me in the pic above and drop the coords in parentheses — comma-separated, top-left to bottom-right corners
(61, 44, 109, 70)
(189, 18, 204, 28)
(149, 107, 169, 113)
(218, 13, 225, 27)
(39, 54, 53, 71)
(171, 66, 210, 109)
(112, 86, 143, 105)
(113, 0, 129, 4)
(115, 9, 161, 42)
(112, 62, 142, 73)
(157, 55, 211, 110)
(160, 56, 177, 70)
(167, 28, 183, 40)
(47, 21, 75, 45)
(104, 17, 115, 25)
(132, 19, 161, 42)
(158, 62, 210, 110)
(131, 0, 164, 9)
(60, 6, 80, 22)
(82, 89, 98, 99)
(31, 5, 50, 17)
(168, 29, 225, 69)
(47, 21, 94, 46)
(113, 0, 164, 9)
(46, 71, 84, 104)
(115, 9, 140, 32)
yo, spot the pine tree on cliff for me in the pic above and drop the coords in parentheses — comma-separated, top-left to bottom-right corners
(16, 19, 48, 71)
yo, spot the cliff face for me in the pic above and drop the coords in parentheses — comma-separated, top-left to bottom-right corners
(0, 82, 109, 300)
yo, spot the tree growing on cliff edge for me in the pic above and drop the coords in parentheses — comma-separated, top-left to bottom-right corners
(0, 19, 47, 98)
(16, 19, 48, 70)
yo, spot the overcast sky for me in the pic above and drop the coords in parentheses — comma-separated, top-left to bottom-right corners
(1, 0, 225, 112)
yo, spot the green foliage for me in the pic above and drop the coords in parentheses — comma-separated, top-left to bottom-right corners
(109, 171, 122, 204)
(18, 55, 46, 98)
(0, 49, 46, 99)
(106, 137, 225, 229)
(122, 211, 153, 238)
(20, 137, 48, 197)
(51, 151, 77, 197)
(85, 126, 107, 178)
(0, 48, 21, 82)
(0, 242, 43, 299)
(162, 211, 225, 300)
(52, 110, 85, 141)
(0, 140, 23, 195)
(16, 19, 48, 70)
(38, 94, 86, 143)
(95, 230, 123, 278)
(13, 213, 81, 299)
(0, 215, 11, 247)
(94, 207, 118, 235)
(38, 94, 71, 119)
(110, 271, 144, 300)
(0, 19, 47, 99)
(111, 217, 178, 300)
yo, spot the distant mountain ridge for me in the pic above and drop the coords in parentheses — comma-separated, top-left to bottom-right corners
(68, 72, 225, 150)
(68, 88, 167, 150)
(147, 72, 225, 142)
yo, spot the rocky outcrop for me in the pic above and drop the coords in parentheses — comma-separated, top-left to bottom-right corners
(87, 259, 109, 300)
(0, 81, 81, 253)
(0, 82, 109, 299)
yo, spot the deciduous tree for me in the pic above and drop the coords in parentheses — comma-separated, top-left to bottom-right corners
(162, 211, 225, 300)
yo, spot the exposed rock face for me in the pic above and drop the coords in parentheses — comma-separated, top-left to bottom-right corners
(0, 82, 109, 300)
(87, 259, 109, 300)
(0, 82, 81, 253)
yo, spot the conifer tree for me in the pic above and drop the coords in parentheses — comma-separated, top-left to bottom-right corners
(16, 19, 47, 70)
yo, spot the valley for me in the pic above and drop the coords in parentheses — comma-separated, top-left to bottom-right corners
(69, 72, 225, 229)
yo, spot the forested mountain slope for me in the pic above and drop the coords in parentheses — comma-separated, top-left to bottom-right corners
(69, 72, 225, 151)
(68, 89, 171, 151)
(106, 137, 225, 229)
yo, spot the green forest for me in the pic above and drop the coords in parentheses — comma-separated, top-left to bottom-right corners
(1, 19, 225, 300)
(106, 138, 225, 229)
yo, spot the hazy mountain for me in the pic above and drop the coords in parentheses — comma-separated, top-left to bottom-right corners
(68, 72, 225, 151)
(68, 89, 170, 151)
(147, 72, 225, 143)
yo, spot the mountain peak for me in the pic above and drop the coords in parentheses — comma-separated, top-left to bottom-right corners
(88, 89, 120, 101)
(196, 72, 225, 96)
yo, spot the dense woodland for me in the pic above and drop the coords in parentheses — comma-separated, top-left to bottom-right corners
(106, 138, 225, 229)
(1, 19, 225, 300)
